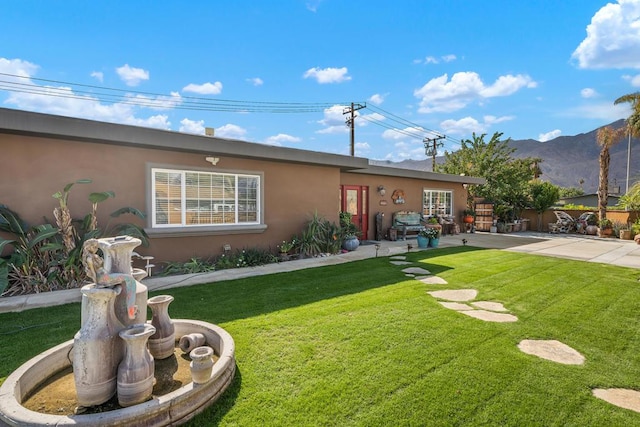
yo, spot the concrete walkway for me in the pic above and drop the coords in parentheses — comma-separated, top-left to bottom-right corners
(1, 232, 639, 313)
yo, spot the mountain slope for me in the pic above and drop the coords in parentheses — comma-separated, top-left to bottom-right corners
(371, 120, 640, 194)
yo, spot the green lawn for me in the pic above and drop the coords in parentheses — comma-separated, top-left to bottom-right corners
(2, 246, 640, 426)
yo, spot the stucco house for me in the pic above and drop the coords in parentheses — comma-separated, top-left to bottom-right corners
(0, 107, 484, 264)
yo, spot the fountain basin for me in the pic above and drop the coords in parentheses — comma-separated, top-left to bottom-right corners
(0, 319, 235, 426)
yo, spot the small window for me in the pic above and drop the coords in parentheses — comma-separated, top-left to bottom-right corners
(423, 189, 453, 217)
(152, 168, 260, 228)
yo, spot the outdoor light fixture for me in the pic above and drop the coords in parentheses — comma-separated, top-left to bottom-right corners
(462, 183, 469, 189)
(205, 156, 220, 166)
(375, 243, 381, 257)
(377, 185, 386, 196)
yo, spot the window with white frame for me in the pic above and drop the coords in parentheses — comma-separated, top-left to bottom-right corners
(423, 189, 453, 217)
(152, 168, 260, 227)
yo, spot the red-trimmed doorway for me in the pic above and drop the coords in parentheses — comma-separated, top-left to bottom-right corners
(340, 185, 369, 239)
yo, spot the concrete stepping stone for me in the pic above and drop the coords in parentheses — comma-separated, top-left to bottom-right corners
(471, 301, 509, 312)
(390, 261, 412, 265)
(390, 256, 406, 260)
(428, 289, 478, 302)
(517, 340, 585, 365)
(593, 388, 640, 413)
(439, 302, 473, 311)
(461, 310, 518, 322)
(402, 267, 432, 275)
(419, 276, 448, 285)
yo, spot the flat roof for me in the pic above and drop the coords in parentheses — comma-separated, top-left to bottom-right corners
(0, 107, 485, 185)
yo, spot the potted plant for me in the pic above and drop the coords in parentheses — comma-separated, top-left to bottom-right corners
(417, 229, 430, 248)
(598, 218, 613, 237)
(277, 238, 296, 261)
(462, 208, 475, 224)
(339, 211, 361, 251)
(424, 226, 441, 248)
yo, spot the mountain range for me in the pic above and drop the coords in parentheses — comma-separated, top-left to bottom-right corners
(371, 120, 640, 194)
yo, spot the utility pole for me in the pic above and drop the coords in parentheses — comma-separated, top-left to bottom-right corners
(343, 102, 366, 156)
(423, 135, 445, 171)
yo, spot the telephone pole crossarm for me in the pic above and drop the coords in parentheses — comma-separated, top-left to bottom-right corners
(343, 102, 366, 156)
(423, 135, 445, 171)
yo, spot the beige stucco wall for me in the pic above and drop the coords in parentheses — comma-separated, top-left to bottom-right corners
(340, 172, 468, 240)
(1, 134, 339, 264)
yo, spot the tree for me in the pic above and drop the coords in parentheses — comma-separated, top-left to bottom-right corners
(618, 181, 640, 210)
(529, 181, 560, 231)
(596, 126, 625, 221)
(614, 92, 640, 137)
(437, 132, 541, 220)
(559, 187, 584, 199)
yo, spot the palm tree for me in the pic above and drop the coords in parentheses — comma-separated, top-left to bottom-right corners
(614, 92, 640, 137)
(596, 126, 625, 222)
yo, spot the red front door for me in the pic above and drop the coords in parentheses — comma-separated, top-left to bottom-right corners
(341, 185, 369, 239)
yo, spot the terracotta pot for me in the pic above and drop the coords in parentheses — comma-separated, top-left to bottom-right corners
(463, 215, 474, 224)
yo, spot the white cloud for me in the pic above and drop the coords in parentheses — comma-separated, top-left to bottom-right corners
(90, 71, 104, 83)
(306, 0, 323, 12)
(303, 67, 351, 84)
(0, 57, 38, 82)
(129, 92, 182, 110)
(214, 123, 247, 140)
(116, 64, 149, 86)
(439, 115, 513, 136)
(563, 101, 629, 121)
(572, 0, 640, 69)
(179, 118, 205, 134)
(182, 82, 223, 95)
(538, 129, 562, 142)
(581, 88, 598, 98)
(368, 93, 385, 105)
(622, 73, 640, 87)
(247, 77, 263, 86)
(263, 133, 301, 146)
(1, 57, 175, 129)
(381, 126, 424, 140)
(355, 141, 371, 156)
(440, 117, 487, 135)
(414, 72, 536, 113)
(316, 104, 349, 134)
(417, 54, 457, 65)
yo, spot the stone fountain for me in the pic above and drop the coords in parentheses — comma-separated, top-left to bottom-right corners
(0, 236, 236, 426)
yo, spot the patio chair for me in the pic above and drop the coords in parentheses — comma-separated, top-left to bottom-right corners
(550, 211, 576, 233)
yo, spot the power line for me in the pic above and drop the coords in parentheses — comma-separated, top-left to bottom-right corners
(0, 72, 349, 113)
(0, 72, 465, 149)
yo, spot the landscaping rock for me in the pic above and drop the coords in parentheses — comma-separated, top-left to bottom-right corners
(517, 340, 584, 365)
(593, 388, 640, 413)
(460, 310, 518, 322)
(427, 289, 478, 302)
(471, 301, 509, 312)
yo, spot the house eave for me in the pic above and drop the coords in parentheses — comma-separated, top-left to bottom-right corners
(350, 164, 486, 185)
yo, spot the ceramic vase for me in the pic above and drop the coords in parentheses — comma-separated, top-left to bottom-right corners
(416, 235, 429, 248)
(342, 237, 360, 251)
(117, 323, 156, 407)
(189, 346, 214, 384)
(147, 295, 176, 359)
(73, 284, 123, 407)
(179, 332, 206, 353)
(429, 237, 440, 248)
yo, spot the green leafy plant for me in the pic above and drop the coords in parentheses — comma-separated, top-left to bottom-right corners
(423, 227, 441, 239)
(161, 257, 215, 276)
(1, 180, 149, 296)
(599, 218, 613, 229)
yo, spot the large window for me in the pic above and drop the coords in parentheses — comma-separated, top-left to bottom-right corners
(423, 189, 453, 217)
(152, 168, 260, 228)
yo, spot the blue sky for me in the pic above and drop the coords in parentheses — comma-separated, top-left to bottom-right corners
(1, 1, 639, 161)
